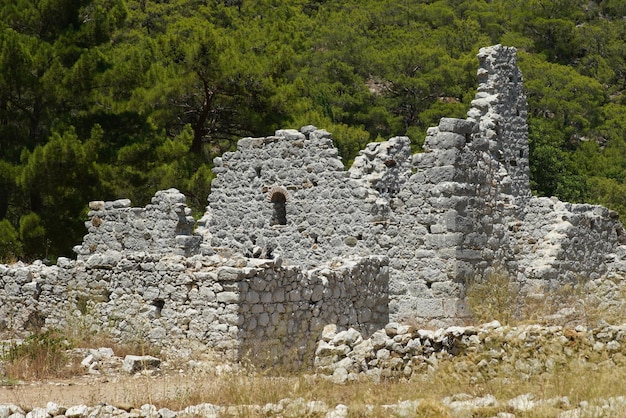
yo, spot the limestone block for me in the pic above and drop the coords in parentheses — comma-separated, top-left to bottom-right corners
(105, 198, 131, 209)
(217, 292, 239, 303)
(181, 403, 221, 418)
(438, 118, 476, 134)
(272, 288, 285, 302)
(331, 328, 362, 347)
(237, 137, 265, 149)
(275, 129, 306, 141)
(217, 267, 243, 282)
(26, 408, 48, 418)
(425, 132, 466, 150)
(45, 402, 65, 416)
(85, 250, 122, 269)
(414, 298, 446, 318)
(21, 281, 40, 299)
(121, 355, 161, 374)
(425, 165, 457, 183)
(88, 200, 105, 211)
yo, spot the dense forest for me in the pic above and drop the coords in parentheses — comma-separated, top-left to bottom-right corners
(1, 0, 626, 261)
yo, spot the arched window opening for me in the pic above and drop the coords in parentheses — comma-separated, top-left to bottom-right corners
(270, 191, 287, 226)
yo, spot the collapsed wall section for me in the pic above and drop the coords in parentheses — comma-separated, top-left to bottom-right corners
(514, 198, 626, 287)
(74, 188, 200, 260)
(348, 136, 413, 197)
(0, 254, 388, 361)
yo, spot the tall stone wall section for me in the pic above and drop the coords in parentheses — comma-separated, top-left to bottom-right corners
(197, 127, 375, 268)
(360, 45, 530, 322)
(0, 252, 388, 361)
(349, 45, 626, 322)
(468, 45, 531, 207)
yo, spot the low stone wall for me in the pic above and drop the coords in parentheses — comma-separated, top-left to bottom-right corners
(238, 256, 389, 363)
(0, 254, 388, 362)
(315, 320, 626, 383)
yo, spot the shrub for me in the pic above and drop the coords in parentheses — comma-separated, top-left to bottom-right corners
(0, 219, 21, 263)
(466, 270, 520, 325)
(1, 330, 77, 381)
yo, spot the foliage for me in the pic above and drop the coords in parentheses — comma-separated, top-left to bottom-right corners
(2, 0, 626, 259)
(0, 219, 20, 263)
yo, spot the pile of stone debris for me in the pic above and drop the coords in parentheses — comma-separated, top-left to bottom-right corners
(315, 321, 626, 383)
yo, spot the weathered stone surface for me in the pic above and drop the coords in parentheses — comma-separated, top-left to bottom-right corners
(75, 188, 196, 259)
(0, 253, 388, 363)
(65, 404, 89, 418)
(25, 408, 47, 418)
(121, 355, 161, 374)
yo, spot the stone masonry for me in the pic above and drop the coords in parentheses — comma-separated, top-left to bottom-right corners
(197, 44, 626, 324)
(0, 252, 388, 361)
(2, 45, 626, 357)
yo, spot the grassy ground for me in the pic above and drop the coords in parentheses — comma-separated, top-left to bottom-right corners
(3, 354, 626, 417)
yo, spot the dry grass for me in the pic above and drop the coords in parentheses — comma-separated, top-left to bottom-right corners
(78, 356, 626, 417)
(4, 326, 626, 416)
(466, 270, 626, 327)
(72, 331, 160, 359)
(59, 300, 162, 359)
(1, 330, 81, 381)
(466, 270, 520, 325)
(0, 326, 160, 384)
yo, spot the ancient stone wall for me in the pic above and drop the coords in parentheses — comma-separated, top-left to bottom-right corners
(194, 45, 626, 325)
(359, 45, 531, 322)
(196, 127, 375, 268)
(3, 44, 626, 353)
(0, 252, 388, 361)
(74, 189, 200, 260)
(514, 198, 626, 286)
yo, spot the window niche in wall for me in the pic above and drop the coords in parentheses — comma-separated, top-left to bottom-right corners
(269, 187, 288, 226)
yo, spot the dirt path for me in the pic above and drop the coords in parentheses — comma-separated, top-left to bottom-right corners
(0, 374, 190, 410)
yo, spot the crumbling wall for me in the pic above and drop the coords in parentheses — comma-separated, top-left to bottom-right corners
(386, 118, 480, 322)
(349, 136, 413, 197)
(194, 44, 626, 325)
(4, 44, 626, 347)
(367, 45, 531, 323)
(467, 45, 531, 208)
(198, 127, 375, 268)
(514, 198, 626, 286)
(0, 252, 388, 361)
(74, 189, 200, 260)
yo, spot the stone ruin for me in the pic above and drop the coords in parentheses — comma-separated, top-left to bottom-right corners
(2, 45, 626, 361)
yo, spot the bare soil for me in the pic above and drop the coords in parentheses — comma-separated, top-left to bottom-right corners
(0, 372, 191, 410)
